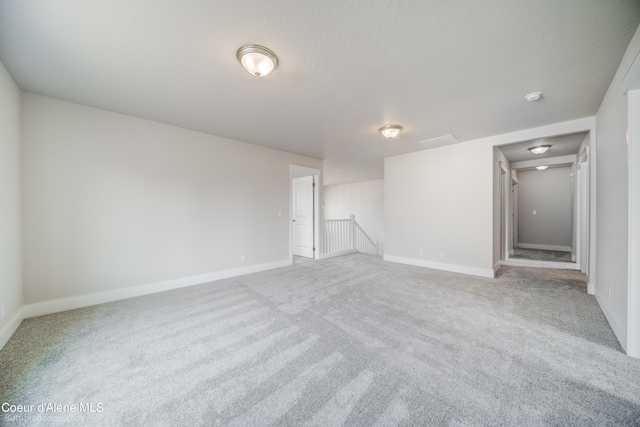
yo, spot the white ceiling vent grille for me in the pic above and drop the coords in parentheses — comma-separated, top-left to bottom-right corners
(418, 134, 461, 150)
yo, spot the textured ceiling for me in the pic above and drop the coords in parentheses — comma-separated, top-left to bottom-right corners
(1, 0, 639, 185)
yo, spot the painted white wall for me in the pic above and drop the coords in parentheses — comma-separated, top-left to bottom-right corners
(324, 179, 384, 254)
(385, 141, 495, 277)
(0, 60, 22, 348)
(517, 166, 573, 250)
(21, 93, 322, 306)
(595, 23, 640, 354)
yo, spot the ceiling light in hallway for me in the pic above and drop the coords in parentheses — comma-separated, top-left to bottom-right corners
(528, 145, 551, 154)
(525, 91, 543, 101)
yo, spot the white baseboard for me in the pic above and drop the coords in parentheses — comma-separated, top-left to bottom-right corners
(595, 293, 627, 353)
(494, 262, 502, 276)
(516, 243, 572, 252)
(23, 259, 292, 319)
(383, 255, 495, 279)
(0, 308, 23, 351)
(320, 249, 357, 259)
(500, 258, 580, 270)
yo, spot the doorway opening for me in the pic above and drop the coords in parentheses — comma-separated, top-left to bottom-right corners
(495, 131, 593, 283)
(290, 165, 321, 261)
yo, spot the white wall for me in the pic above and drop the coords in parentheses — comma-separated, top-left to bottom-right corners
(385, 141, 495, 277)
(21, 93, 322, 308)
(594, 24, 640, 353)
(0, 60, 22, 348)
(517, 166, 573, 250)
(324, 179, 384, 254)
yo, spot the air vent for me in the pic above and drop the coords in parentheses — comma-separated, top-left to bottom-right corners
(418, 134, 461, 149)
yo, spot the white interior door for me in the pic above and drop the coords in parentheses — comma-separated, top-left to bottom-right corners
(292, 176, 314, 258)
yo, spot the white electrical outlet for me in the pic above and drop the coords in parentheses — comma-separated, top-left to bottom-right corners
(608, 287, 611, 298)
(419, 249, 424, 256)
(533, 210, 537, 215)
(241, 255, 246, 263)
(440, 252, 445, 259)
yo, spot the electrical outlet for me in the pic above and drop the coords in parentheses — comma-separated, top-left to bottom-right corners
(608, 287, 611, 298)
(240, 255, 246, 263)
(419, 249, 424, 256)
(440, 252, 445, 259)
(533, 210, 537, 215)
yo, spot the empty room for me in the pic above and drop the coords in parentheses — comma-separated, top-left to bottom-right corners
(2, 1, 640, 425)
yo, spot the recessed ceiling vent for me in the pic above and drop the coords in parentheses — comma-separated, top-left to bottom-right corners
(418, 134, 461, 150)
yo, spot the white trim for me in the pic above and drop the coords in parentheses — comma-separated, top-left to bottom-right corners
(510, 154, 577, 170)
(516, 243, 572, 252)
(0, 309, 23, 351)
(596, 293, 628, 353)
(384, 255, 495, 278)
(289, 165, 322, 261)
(628, 90, 640, 358)
(500, 259, 580, 270)
(320, 249, 357, 259)
(23, 259, 291, 319)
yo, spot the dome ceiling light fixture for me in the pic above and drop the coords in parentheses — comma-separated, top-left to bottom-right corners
(528, 144, 551, 155)
(525, 91, 543, 101)
(536, 165, 549, 170)
(236, 44, 278, 77)
(379, 124, 403, 139)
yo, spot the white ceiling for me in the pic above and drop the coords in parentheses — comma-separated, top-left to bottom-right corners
(1, 1, 639, 185)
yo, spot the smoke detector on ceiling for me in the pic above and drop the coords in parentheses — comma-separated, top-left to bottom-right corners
(418, 134, 461, 150)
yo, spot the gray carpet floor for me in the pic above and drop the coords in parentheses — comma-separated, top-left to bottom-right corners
(511, 248, 573, 263)
(1, 254, 639, 426)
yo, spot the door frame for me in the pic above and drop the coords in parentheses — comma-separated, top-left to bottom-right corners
(627, 89, 640, 357)
(492, 120, 596, 291)
(289, 165, 322, 261)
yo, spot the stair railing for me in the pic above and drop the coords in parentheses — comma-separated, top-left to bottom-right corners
(323, 214, 378, 257)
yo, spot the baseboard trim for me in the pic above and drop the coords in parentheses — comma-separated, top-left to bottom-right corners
(500, 259, 580, 270)
(595, 293, 627, 353)
(23, 259, 292, 319)
(0, 308, 23, 351)
(494, 262, 502, 276)
(320, 249, 357, 259)
(383, 255, 495, 278)
(516, 243, 572, 252)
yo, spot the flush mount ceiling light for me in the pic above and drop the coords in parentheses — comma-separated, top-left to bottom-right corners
(236, 44, 278, 77)
(528, 144, 551, 155)
(536, 165, 549, 170)
(379, 124, 403, 139)
(525, 91, 543, 101)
